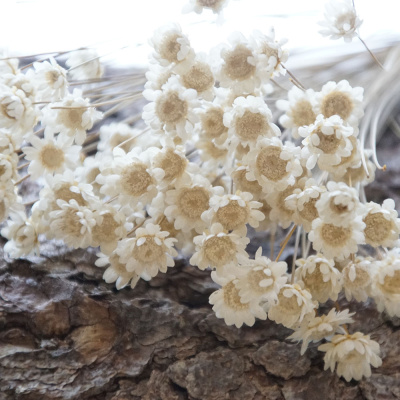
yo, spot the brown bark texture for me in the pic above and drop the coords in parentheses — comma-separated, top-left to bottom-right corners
(1, 131, 400, 400)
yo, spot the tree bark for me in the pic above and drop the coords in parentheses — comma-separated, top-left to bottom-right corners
(1, 132, 400, 400)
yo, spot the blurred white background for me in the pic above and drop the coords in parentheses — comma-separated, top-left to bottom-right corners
(1, 0, 399, 67)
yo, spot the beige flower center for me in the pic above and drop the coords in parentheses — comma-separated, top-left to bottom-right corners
(203, 236, 236, 266)
(0, 200, 6, 222)
(291, 100, 316, 127)
(258, 200, 272, 220)
(382, 270, 400, 295)
(57, 103, 85, 130)
(247, 269, 271, 294)
(54, 184, 87, 207)
(133, 236, 164, 263)
(200, 141, 228, 159)
(329, 199, 350, 216)
(201, 107, 226, 138)
(299, 197, 319, 223)
(178, 187, 210, 220)
(364, 212, 393, 246)
(315, 128, 341, 154)
(232, 169, 263, 196)
(276, 291, 300, 313)
(343, 263, 371, 288)
(45, 70, 61, 86)
(256, 146, 288, 182)
(182, 61, 214, 93)
(198, 0, 220, 7)
(215, 200, 249, 231)
(222, 44, 256, 81)
(39, 144, 65, 170)
(154, 149, 186, 182)
(159, 217, 180, 238)
(120, 163, 152, 197)
(155, 91, 188, 125)
(320, 223, 352, 247)
(320, 91, 354, 121)
(302, 264, 330, 300)
(58, 208, 83, 238)
(276, 186, 298, 220)
(235, 111, 269, 141)
(159, 33, 183, 63)
(223, 281, 249, 311)
(93, 213, 120, 244)
(109, 132, 135, 153)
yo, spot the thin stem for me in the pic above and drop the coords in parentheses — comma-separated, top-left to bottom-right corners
(127, 220, 146, 237)
(282, 64, 306, 90)
(357, 35, 385, 70)
(275, 225, 297, 262)
(270, 231, 275, 260)
(17, 161, 30, 170)
(291, 226, 302, 284)
(14, 174, 31, 185)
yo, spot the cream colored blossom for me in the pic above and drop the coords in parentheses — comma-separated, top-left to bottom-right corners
(209, 271, 267, 328)
(190, 223, 249, 274)
(309, 216, 365, 260)
(318, 332, 382, 381)
(371, 250, 400, 317)
(268, 282, 317, 329)
(66, 48, 104, 80)
(277, 86, 317, 139)
(342, 256, 374, 302)
(362, 199, 400, 248)
(288, 308, 355, 355)
(235, 247, 288, 308)
(243, 137, 303, 194)
(299, 114, 354, 171)
(116, 222, 177, 279)
(295, 254, 342, 303)
(201, 191, 264, 235)
(315, 181, 364, 227)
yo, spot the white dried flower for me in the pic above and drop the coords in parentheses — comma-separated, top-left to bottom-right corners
(268, 283, 317, 329)
(211, 32, 259, 93)
(42, 89, 102, 145)
(28, 57, 68, 102)
(116, 222, 177, 279)
(201, 191, 264, 235)
(236, 247, 288, 308)
(319, 0, 363, 43)
(285, 180, 325, 232)
(209, 270, 267, 328)
(2, 211, 40, 258)
(22, 132, 81, 179)
(149, 23, 194, 66)
(66, 49, 104, 81)
(299, 114, 354, 171)
(318, 332, 382, 381)
(190, 223, 249, 274)
(371, 250, 400, 317)
(309, 216, 365, 260)
(142, 76, 199, 141)
(96, 252, 140, 290)
(182, 0, 229, 15)
(243, 137, 303, 194)
(295, 254, 343, 303)
(277, 87, 317, 139)
(288, 308, 355, 355)
(314, 80, 364, 128)
(165, 174, 221, 233)
(362, 199, 400, 248)
(223, 95, 280, 151)
(342, 256, 374, 302)
(316, 181, 364, 227)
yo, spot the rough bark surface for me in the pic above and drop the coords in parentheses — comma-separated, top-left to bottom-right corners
(1, 131, 400, 400)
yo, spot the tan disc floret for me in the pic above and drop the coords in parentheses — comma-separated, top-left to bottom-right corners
(295, 254, 342, 303)
(362, 199, 400, 248)
(243, 137, 303, 194)
(209, 270, 267, 328)
(318, 332, 382, 382)
(342, 256, 374, 302)
(190, 223, 249, 273)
